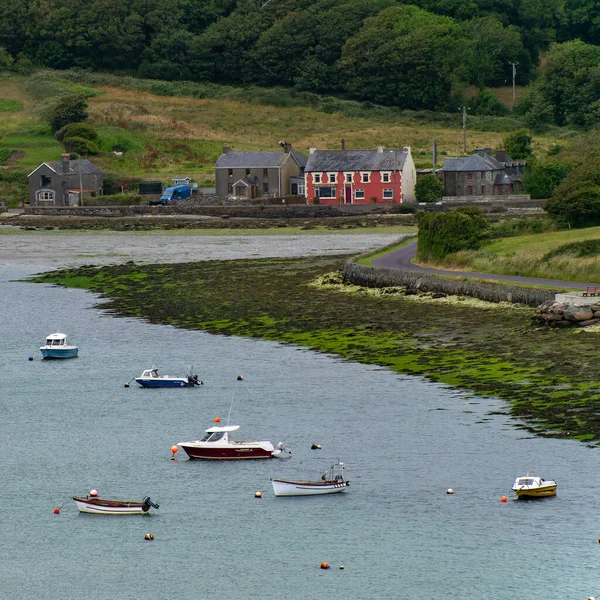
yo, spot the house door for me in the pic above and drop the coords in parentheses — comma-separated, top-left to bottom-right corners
(345, 185, 352, 203)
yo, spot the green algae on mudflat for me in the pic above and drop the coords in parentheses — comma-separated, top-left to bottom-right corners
(29, 255, 600, 441)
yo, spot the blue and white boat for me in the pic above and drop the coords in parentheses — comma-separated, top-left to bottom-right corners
(40, 332, 78, 359)
(135, 367, 202, 388)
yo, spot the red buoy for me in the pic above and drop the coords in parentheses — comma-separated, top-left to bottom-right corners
(501, 496, 508, 503)
(53, 508, 60, 514)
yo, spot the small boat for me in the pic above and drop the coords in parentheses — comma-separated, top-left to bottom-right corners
(40, 332, 78, 359)
(271, 460, 349, 496)
(72, 490, 159, 515)
(512, 474, 557, 499)
(177, 419, 291, 460)
(134, 366, 202, 388)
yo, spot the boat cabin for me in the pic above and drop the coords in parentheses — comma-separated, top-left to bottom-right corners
(44, 333, 68, 346)
(140, 368, 160, 378)
(201, 425, 240, 443)
(514, 477, 538, 487)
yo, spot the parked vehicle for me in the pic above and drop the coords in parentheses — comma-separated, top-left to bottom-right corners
(160, 184, 191, 205)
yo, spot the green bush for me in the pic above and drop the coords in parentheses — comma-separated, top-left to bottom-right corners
(55, 122, 99, 143)
(543, 239, 600, 261)
(415, 174, 444, 202)
(545, 182, 600, 228)
(43, 93, 88, 133)
(63, 135, 100, 155)
(486, 218, 554, 239)
(524, 161, 570, 199)
(417, 207, 490, 262)
(502, 129, 533, 159)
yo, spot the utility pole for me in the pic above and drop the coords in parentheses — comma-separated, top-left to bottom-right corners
(509, 62, 519, 107)
(460, 106, 467, 155)
(432, 139, 437, 173)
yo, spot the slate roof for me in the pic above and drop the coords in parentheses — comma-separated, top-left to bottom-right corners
(305, 149, 408, 172)
(45, 159, 103, 175)
(440, 154, 504, 172)
(215, 150, 307, 169)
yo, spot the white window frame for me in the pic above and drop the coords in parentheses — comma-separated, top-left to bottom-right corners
(344, 172, 353, 183)
(360, 172, 370, 183)
(327, 172, 337, 184)
(317, 186, 336, 199)
(36, 190, 55, 202)
(313, 173, 321, 184)
(355, 188, 365, 199)
(381, 171, 391, 183)
(383, 188, 393, 199)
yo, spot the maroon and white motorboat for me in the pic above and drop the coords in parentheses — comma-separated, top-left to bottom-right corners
(177, 420, 291, 460)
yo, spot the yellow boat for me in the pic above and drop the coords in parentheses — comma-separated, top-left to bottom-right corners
(512, 475, 557, 499)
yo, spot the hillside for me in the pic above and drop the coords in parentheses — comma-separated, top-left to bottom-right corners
(0, 70, 572, 204)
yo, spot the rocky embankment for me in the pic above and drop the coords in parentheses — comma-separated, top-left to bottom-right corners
(532, 299, 600, 327)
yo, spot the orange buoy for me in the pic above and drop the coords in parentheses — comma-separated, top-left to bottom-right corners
(53, 508, 60, 514)
(214, 417, 221, 423)
(255, 491, 262, 498)
(171, 446, 179, 454)
(320, 562, 330, 570)
(501, 496, 507, 503)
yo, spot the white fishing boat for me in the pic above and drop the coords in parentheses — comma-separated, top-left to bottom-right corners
(72, 490, 159, 514)
(271, 460, 349, 496)
(512, 474, 557, 499)
(40, 332, 78, 359)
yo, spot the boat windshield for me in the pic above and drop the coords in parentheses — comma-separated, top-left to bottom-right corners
(47, 339, 64, 346)
(517, 479, 535, 486)
(201, 431, 225, 442)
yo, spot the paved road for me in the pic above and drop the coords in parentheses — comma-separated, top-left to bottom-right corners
(372, 240, 597, 290)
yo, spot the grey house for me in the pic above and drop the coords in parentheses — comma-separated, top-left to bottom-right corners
(214, 143, 307, 199)
(28, 154, 104, 207)
(439, 149, 525, 197)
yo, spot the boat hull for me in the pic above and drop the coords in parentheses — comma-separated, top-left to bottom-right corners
(41, 347, 78, 359)
(178, 444, 273, 460)
(513, 485, 557, 499)
(73, 498, 152, 515)
(272, 480, 349, 496)
(135, 378, 189, 388)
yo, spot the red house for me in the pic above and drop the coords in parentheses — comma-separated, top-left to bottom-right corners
(304, 146, 416, 204)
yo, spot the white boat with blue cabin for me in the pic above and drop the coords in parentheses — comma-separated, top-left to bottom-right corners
(40, 332, 78, 359)
(135, 367, 202, 388)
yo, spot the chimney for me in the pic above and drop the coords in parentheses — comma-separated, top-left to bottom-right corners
(283, 142, 292, 154)
(61, 153, 70, 173)
(341, 138, 346, 150)
(309, 147, 316, 155)
(222, 146, 230, 154)
(377, 145, 384, 153)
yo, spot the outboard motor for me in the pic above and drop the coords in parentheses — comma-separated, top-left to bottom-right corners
(142, 496, 159, 510)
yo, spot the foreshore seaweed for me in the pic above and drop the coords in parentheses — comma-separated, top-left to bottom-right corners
(30, 255, 600, 442)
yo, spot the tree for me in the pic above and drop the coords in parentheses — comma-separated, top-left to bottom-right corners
(467, 90, 509, 116)
(503, 129, 533, 159)
(416, 207, 489, 262)
(45, 94, 88, 133)
(524, 161, 570, 199)
(63, 135, 100, 155)
(415, 174, 444, 202)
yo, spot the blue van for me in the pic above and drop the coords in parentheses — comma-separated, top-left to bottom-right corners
(160, 185, 191, 205)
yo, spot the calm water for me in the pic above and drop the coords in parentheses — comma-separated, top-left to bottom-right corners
(2, 235, 600, 599)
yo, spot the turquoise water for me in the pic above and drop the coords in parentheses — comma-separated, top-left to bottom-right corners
(2, 264, 600, 600)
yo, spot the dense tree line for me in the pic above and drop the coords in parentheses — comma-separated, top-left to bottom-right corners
(2, 0, 600, 118)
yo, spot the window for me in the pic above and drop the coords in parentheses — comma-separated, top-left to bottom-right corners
(37, 190, 55, 201)
(381, 172, 391, 183)
(360, 172, 370, 183)
(245, 169, 250, 176)
(345, 173, 352, 183)
(467, 172, 473, 180)
(227, 184, 233, 194)
(40, 175, 51, 187)
(317, 187, 335, 198)
(263, 168, 268, 177)
(313, 174, 321, 184)
(481, 185, 487, 195)
(383, 189, 393, 199)
(263, 182, 269, 193)
(327, 172, 337, 184)
(467, 186, 473, 195)
(228, 169, 233, 177)
(480, 171, 485, 179)
(355, 189, 365, 199)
